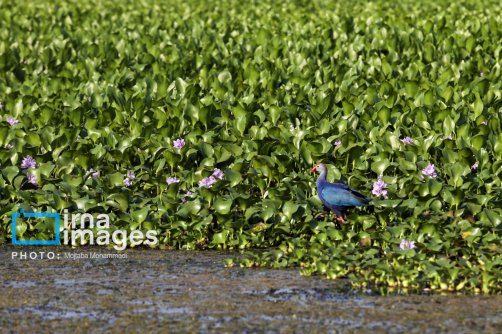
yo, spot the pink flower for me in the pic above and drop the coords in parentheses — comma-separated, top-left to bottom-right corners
(6, 117, 19, 125)
(21, 156, 37, 169)
(400, 239, 416, 250)
(422, 163, 437, 178)
(27, 173, 38, 186)
(166, 176, 180, 185)
(181, 191, 193, 203)
(199, 176, 217, 188)
(212, 168, 224, 180)
(173, 138, 185, 150)
(471, 161, 479, 172)
(372, 175, 388, 198)
(334, 140, 342, 148)
(87, 168, 100, 179)
(400, 136, 413, 145)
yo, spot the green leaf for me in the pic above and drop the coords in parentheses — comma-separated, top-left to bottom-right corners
(405, 81, 419, 96)
(214, 198, 233, 215)
(106, 194, 129, 211)
(2, 166, 19, 184)
(108, 172, 124, 187)
(371, 159, 390, 175)
(282, 201, 299, 219)
(442, 116, 455, 135)
(225, 169, 242, 187)
(473, 96, 483, 119)
(26, 133, 42, 147)
(175, 77, 188, 98)
(212, 231, 228, 245)
(16, 221, 28, 238)
(131, 206, 149, 224)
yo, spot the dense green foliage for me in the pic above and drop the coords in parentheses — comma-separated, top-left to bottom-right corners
(1, 0, 501, 293)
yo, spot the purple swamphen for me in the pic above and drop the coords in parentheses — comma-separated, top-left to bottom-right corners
(310, 163, 372, 222)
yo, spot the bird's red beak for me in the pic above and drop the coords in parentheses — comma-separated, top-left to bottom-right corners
(310, 164, 319, 173)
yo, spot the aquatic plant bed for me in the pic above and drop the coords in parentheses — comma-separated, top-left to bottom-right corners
(0, 0, 501, 293)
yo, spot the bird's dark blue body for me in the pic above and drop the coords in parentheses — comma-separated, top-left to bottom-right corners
(312, 163, 371, 218)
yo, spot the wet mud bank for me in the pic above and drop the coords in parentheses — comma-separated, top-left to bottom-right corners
(1, 246, 501, 333)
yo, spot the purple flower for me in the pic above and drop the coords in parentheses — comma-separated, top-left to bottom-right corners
(27, 173, 38, 186)
(212, 168, 224, 180)
(446, 134, 453, 140)
(167, 176, 180, 185)
(334, 140, 342, 148)
(20, 155, 37, 169)
(6, 117, 18, 125)
(87, 168, 100, 179)
(173, 138, 185, 150)
(123, 178, 133, 187)
(181, 190, 193, 203)
(372, 175, 388, 198)
(6, 144, 13, 149)
(471, 161, 479, 172)
(127, 171, 135, 180)
(199, 176, 217, 188)
(400, 136, 413, 145)
(400, 239, 416, 250)
(422, 163, 437, 178)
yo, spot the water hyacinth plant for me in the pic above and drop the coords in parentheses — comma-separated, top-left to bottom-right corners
(0, 0, 501, 294)
(6, 117, 18, 125)
(87, 168, 100, 179)
(400, 240, 417, 250)
(167, 176, 180, 185)
(181, 191, 194, 203)
(212, 168, 224, 180)
(400, 137, 413, 145)
(372, 176, 388, 199)
(173, 139, 186, 150)
(421, 164, 438, 178)
(199, 176, 217, 188)
(26, 174, 38, 186)
(20, 156, 37, 169)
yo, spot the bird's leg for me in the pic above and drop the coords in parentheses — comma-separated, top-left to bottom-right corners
(336, 215, 346, 223)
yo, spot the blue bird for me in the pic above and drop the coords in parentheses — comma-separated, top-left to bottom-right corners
(310, 163, 372, 222)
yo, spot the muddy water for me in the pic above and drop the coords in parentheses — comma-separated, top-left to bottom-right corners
(0, 246, 501, 333)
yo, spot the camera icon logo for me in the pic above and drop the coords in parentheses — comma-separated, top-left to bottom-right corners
(11, 209, 61, 245)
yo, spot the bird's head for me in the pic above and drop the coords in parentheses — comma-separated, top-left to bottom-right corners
(310, 163, 326, 174)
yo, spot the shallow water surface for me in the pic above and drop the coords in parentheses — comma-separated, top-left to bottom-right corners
(1, 246, 501, 333)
